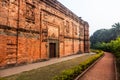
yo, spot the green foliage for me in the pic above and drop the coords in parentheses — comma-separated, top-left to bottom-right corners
(93, 37, 120, 79)
(93, 37, 120, 61)
(93, 38, 120, 54)
(91, 49, 103, 54)
(90, 22, 120, 48)
(53, 51, 104, 80)
(91, 22, 120, 79)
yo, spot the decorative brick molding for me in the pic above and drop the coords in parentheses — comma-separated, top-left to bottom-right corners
(0, 0, 90, 68)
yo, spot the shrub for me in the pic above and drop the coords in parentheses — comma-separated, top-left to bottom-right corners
(91, 49, 103, 54)
(53, 51, 104, 80)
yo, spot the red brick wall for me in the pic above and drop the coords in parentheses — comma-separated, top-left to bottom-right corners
(41, 42, 48, 59)
(0, 35, 7, 67)
(80, 41, 85, 53)
(59, 42, 64, 57)
(0, 34, 17, 67)
(0, 0, 90, 68)
(64, 39, 73, 56)
(74, 40, 79, 54)
(18, 37, 40, 64)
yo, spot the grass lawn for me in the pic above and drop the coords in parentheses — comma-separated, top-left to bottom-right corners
(4, 54, 94, 80)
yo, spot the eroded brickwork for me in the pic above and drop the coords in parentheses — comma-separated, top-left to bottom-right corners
(0, 0, 90, 67)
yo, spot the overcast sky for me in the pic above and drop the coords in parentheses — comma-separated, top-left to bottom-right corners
(58, 0, 120, 36)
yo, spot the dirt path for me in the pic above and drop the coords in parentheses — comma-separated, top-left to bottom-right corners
(78, 52, 116, 80)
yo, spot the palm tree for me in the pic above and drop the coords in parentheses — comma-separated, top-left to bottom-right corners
(112, 22, 120, 37)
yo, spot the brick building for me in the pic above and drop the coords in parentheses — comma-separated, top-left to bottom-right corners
(0, 0, 90, 67)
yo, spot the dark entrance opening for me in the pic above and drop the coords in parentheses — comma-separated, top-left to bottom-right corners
(49, 43, 56, 58)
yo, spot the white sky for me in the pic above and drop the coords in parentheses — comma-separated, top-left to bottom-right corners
(58, 0, 120, 35)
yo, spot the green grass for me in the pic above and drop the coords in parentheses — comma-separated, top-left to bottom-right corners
(4, 54, 94, 80)
(53, 52, 103, 80)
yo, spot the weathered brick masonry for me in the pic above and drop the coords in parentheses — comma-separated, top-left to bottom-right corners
(0, 0, 90, 67)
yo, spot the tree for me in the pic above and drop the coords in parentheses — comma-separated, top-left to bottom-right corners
(90, 22, 120, 48)
(112, 22, 120, 37)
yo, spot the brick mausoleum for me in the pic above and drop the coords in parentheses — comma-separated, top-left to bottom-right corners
(0, 0, 90, 67)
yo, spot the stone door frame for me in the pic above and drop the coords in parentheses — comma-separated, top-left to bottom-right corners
(47, 39, 59, 58)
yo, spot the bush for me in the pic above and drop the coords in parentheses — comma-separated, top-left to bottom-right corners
(53, 51, 104, 80)
(93, 37, 120, 62)
(53, 66, 83, 80)
(91, 49, 103, 54)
